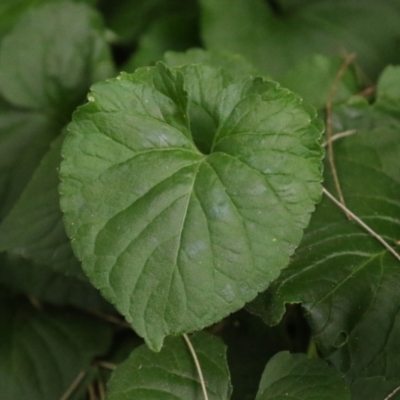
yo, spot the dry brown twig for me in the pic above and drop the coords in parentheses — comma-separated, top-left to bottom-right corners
(183, 334, 209, 400)
(383, 385, 400, 400)
(325, 53, 356, 219)
(59, 370, 86, 400)
(323, 187, 400, 262)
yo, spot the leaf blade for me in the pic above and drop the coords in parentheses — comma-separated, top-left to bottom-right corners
(60, 63, 323, 350)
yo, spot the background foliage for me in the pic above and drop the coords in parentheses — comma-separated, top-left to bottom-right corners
(1, 0, 400, 399)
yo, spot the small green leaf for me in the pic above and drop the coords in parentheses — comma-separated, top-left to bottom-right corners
(106, 332, 232, 400)
(0, 295, 113, 400)
(255, 351, 350, 400)
(0, 132, 83, 278)
(60, 63, 323, 350)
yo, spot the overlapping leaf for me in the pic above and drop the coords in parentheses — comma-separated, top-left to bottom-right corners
(200, 0, 400, 79)
(0, 254, 114, 313)
(60, 62, 323, 349)
(0, 294, 113, 400)
(255, 351, 350, 400)
(0, 133, 84, 277)
(248, 66, 400, 388)
(106, 332, 231, 400)
(0, 1, 114, 219)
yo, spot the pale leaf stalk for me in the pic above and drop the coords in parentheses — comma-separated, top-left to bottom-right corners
(326, 54, 356, 218)
(96, 360, 117, 370)
(323, 129, 357, 146)
(88, 384, 96, 400)
(60, 370, 86, 400)
(323, 187, 400, 262)
(383, 385, 400, 400)
(98, 380, 106, 400)
(183, 334, 209, 400)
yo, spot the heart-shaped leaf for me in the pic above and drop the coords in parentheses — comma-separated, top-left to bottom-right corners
(60, 62, 323, 350)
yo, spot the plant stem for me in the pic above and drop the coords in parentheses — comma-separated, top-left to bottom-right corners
(323, 187, 400, 262)
(60, 370, 86, 400)
(323, 129, 357, 146)
(183, 334, 209, 400)
(325, 54, 356, 218)
(383, 385, 400, 400)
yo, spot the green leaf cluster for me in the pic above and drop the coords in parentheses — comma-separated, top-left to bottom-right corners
(1, 1, 400, 399)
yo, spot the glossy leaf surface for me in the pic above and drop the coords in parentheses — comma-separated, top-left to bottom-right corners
(60, 63, 323, 349)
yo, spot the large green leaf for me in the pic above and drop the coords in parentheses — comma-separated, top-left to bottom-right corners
(106, 332, 231, 400)
(248, 66, 400, 383)
(200, 0, 400, 79)
(0, 133, 83, 278)
(60, 62, 323, 350)
(0, 1, 114, 218)
(0, 294, 113, 400)
(255, 351, 350, 400)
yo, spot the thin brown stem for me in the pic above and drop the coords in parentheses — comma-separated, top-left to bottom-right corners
(323, 130, 357, 146)
(59, 370, 86, 400)
(326, 54, 356, 218)
(98, 379, 106, 400)
(95, 360, 117, 370)
(87, 310, 131, 328)
(323, 187, 400, 262)
(356, 85, 376, 97)
(88, 384, 97, 400)
(28, 296, 42, 310)
(383, 385, 400, 400)
(183, 334, 209, 400)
